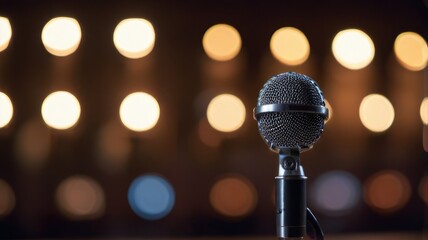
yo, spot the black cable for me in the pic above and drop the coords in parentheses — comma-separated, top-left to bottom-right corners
(306, 208, 324, 240)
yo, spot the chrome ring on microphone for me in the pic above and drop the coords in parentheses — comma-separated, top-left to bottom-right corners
(253, 103, 329, 120)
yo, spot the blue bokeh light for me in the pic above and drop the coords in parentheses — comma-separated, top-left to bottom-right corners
(128, 174, 175, 220)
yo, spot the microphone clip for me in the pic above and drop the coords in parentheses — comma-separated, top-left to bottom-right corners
(278, 148, 304, 177)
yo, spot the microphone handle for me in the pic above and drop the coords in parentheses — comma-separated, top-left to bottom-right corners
(275, 175, 307, 239)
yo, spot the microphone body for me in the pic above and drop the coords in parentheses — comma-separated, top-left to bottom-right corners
(276, 149, 306, 239)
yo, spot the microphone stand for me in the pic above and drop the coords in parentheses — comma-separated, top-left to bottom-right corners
(276, 148, 324, 240)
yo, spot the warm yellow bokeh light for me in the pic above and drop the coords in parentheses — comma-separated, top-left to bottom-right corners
(0, 17, 12, 52)
(207, 94, 246, 132)
(332, 29, 375, 70)
(113, 18, 155, 59)
(0, 92, 13, 128)
(41, 17, 81, 57)
(56, 175, 105, 220)
(394, 32, 428, 71)
(270, 27, 310, 65)
(202, 24, 241, 61)
(41, 91, 81, 130)
(119, 92, 160, 132)
(421, 97, 428, 125)
(359, 94, 394, 132)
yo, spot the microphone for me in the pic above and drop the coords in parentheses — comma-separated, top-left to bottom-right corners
(253, 72, 328, 239)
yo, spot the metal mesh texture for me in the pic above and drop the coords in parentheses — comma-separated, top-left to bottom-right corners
(256, 72, 326, 150)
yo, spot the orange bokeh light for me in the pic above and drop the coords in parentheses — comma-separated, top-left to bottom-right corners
(364, 170, 411, 213)
(209, 174, 257, 218)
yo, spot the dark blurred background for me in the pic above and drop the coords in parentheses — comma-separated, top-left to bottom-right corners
(0, 0, 426, 239)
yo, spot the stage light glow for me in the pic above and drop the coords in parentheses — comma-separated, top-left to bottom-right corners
(15, 119, 50, 170)
(311, 171, 361, 216)
(41, 17, 81, 56)
(332, 29, 375, 70)
(0, 92, 13, 128)
(128, 174, 175, 220)
(359, 94, 394, 132)
(418, 176, 428, 205)
(364, 170, 411, 213)
(209, 174, 257, 218)
(394, 32, 428, 71)
(113, 18, 155, 59)
(0, 179, 15, 218)
(202, 24, 241, 61)
(207, 94, 246, 132)
(420, 97, 428, 125)
(270, 27, 310, 65)
(119, 92, 160, 132)
(0, 17, 12, 52)
(56, 175, 105, 220)
(41, 91, 81, 130)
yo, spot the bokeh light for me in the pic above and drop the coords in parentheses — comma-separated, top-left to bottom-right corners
(128, 174, 175, 220)
(0, 92, 13, 128)
(113, 18, 155, 59)
(310, 171, 361, 216)
(394, 32, 428, 71)
(325, 99, 332, 122)
(332, 29, 375, 70)
(420, 97, 428, 125)
(209, 174, 257, 218)
(56, 175, 105, 220)
(202, 24, 241, 61)
(41, 17, 81, 56)
(424, 126, 428, 152)
(95, 121, 131, 173)
(270, 27, 310, 65)
(198, 118, 221, 147)
(359, 94, 394, 132)
(0, 179, 15, 218)
(0, 17, 12, 52)
(41, 91, 81, 130)
(207, 94, 246, 132)
(119, 92, 160, 132)
(364, 170, 411, 213)
(14, 119, 50, 171)
(418, 176, 428, 204)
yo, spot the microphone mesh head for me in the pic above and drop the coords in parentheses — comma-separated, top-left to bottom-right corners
(256, 72, 326, 150)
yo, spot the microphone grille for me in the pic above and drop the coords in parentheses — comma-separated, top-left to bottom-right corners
(257, 72, 323, 106)
(256, 72, 326, 150)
